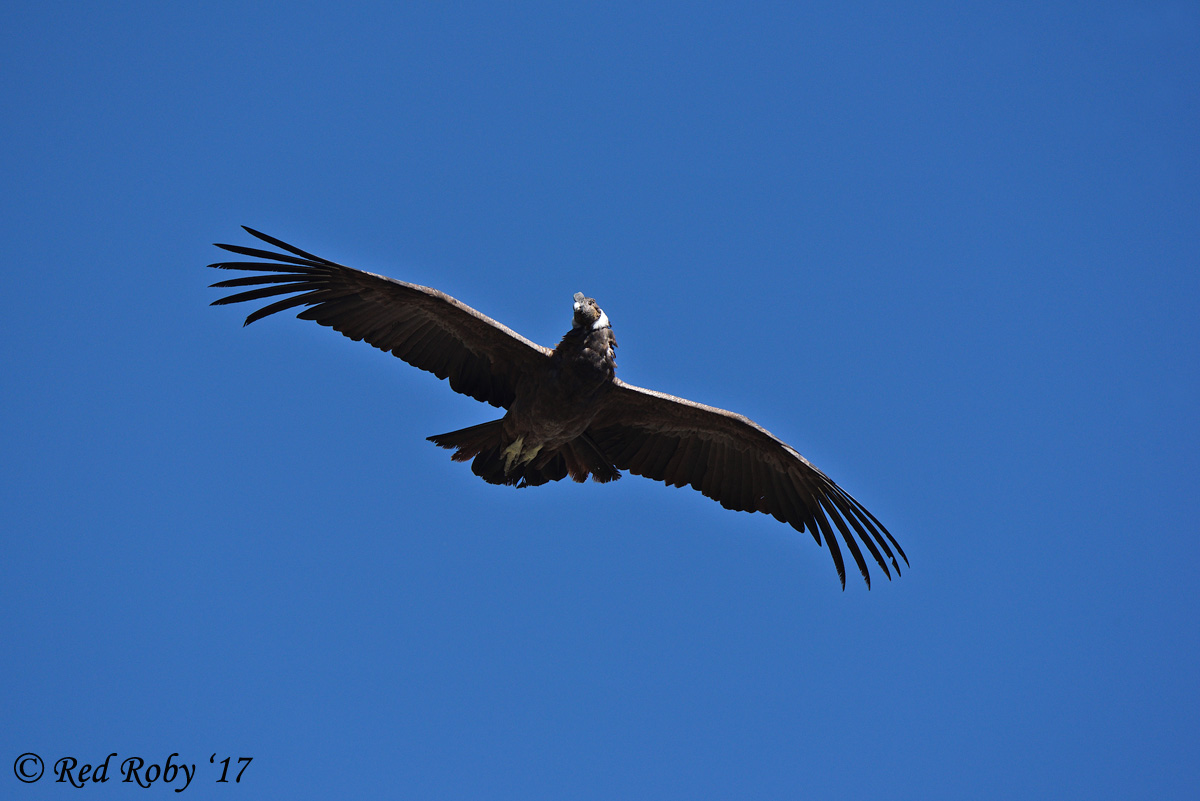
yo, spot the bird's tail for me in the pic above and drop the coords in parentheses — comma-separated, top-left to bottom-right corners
(427, 421, 620, 487)
(427, 419, 503, 461)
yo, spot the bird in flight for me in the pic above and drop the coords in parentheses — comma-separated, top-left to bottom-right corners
(209, 228, 906, 587)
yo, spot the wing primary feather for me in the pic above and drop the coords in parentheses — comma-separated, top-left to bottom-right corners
(211, 244, 325, 269)
(784, 470, 821, 536)
(209, 260, 323, 274)
(807, 494, 847, 589)
(210, 273, 316, 289)
(827, 490, 893, 579)
(839, 488, 908, 568)
(778, 467, 819, 538)
(819, 494, 872, 588)
(241, 225, 336, 263)
(836, 488, 905, 572)
(211, 281, 323, 306)
(241, 291, 324, 325)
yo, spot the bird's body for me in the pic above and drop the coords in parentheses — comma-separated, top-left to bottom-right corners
(210, 228, 906, 587)
(434, 295, 620, 487)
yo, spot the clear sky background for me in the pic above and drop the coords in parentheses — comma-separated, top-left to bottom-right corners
(3, 2, 1197, 798)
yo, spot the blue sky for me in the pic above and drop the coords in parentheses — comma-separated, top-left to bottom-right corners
(2, 1, 1197, 798)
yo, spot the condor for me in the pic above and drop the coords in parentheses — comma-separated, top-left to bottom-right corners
(210, 228, 906, 588)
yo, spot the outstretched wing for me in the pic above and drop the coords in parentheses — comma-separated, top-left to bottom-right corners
(588, 380, 905, 588)
(209, 227, 552, 409)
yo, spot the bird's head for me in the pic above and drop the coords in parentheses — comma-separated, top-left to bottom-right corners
(572, 292, 610, 331)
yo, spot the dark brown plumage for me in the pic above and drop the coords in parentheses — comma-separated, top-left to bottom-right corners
(209, 227, 906, 587)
